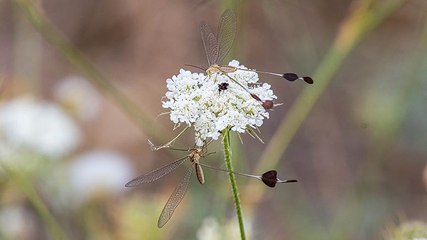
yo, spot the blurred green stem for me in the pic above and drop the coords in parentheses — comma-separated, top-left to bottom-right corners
(13, 0, 171, 144)
(0, 163, 67, 240)
(362, 5, 427, 184)
(244, 0, 406, 200)
(222, 128, 246, 240)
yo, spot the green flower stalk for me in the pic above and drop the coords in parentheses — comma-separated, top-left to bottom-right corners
(222, 127, 246, 240)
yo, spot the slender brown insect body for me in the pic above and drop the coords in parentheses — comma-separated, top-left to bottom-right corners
(189, 148, 205, 184)
(194, 163, 205, 184)
(196, 10, 313, 110)
(199, 10, 267, 105)
(125, 145, 209, 228)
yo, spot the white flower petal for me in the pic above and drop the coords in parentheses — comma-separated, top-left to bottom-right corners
(162, 60, 277, 145)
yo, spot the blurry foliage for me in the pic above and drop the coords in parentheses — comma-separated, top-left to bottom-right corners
(0, 0, 426, 239)
(386, 221, 427, 240)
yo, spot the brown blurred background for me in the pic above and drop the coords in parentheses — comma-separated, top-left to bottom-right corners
(0, 0, 426, 239)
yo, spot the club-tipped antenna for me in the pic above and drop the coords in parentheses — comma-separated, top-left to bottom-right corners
(260, 170, 297, 188)
(236, 68, 313, 84)
(198, 163, 297, 188)
(282, 73, 314, 84)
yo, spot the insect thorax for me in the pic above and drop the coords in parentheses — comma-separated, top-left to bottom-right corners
(206, 64, 221, 75)
(189, 149, 202, 163)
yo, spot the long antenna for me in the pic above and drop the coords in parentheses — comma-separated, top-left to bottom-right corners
(237, 68, 314, 84)
(199, 163, 260, 179)
(198, 163, 298, 188)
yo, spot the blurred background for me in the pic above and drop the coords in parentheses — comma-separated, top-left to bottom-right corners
(1, 0, 427, 239)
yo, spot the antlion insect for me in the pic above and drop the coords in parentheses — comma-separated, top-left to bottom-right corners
(187, 9, 313, 109)
(125, 141, 297, 228)
(125, 143, 209, 228)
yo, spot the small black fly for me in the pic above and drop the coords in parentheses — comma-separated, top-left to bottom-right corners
(218, 82, 229, 93)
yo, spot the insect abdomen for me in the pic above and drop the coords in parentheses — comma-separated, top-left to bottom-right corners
(195, 164, 205, 184)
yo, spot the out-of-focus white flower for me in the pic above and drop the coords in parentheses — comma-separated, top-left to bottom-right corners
(68, 150, 134, 203)
(53, 76, 102, 122)
(0, 205, 36, 239)
(163, 60, 276, 146)
(197, 217, 221, 240)
(387, 221, 427, 240)
(196, 216, 253, 240)
(0, 96, 82, 159)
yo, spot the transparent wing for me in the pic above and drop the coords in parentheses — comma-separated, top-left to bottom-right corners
(200, 21, 219, 65)
(125, 156, 188, 187)
(157, 167, 193, 228)
(217, 9, 237, 64)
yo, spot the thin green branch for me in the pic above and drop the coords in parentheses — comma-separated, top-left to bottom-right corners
(222, 128, 246, 240)
(241, 0, 406, 201)
(254, 0, 406, 173)
(13, 0, 171, 145)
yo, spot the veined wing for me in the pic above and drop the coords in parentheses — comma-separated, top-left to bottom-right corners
(157, 166, 193, 228)
(217, 9, 237, 64)
(200, 21, 219, 66)
(125, 156, 188, 187)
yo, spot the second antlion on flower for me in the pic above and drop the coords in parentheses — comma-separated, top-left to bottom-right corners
(125, 144, 210, 228)
(125, 141, 297, 228)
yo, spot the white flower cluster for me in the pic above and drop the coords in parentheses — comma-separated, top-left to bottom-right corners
(162, 60, 277, 146)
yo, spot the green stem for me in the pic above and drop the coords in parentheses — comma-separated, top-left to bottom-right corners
(255, 0, 406, 173)
(222, 128, 246, 240)
(241, 0, 406, 207)
(0, 163, 67, 240)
